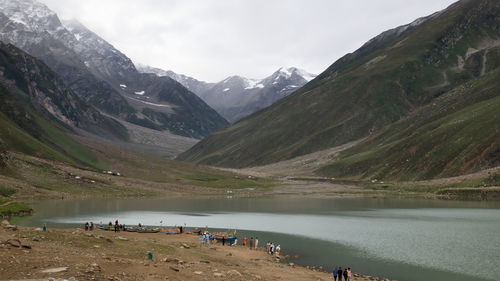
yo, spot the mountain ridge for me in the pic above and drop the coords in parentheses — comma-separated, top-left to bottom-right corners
(138, 65, 316, 122)
(178, 0, 500, 180)
(0, 0, 228, 141)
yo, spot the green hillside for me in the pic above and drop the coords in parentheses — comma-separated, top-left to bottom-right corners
(318, 69, 500, 180)
(179, 0, 500, 179)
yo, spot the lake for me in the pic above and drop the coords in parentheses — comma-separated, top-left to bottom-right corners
(18, 197, 500, 281)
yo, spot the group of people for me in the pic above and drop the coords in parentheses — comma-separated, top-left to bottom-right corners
(239, 237, 281, 256)
(332, 267, 352, 281)
(83, 222, 94, 231)
(265, 241, 281, 256)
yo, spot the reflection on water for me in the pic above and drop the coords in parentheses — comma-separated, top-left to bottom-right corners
(18, 197, 500, 281)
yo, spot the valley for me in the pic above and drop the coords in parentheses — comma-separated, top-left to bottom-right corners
(0, 0, 499, 280)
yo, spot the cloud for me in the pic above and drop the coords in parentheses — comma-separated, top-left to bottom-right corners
(40, 0, 457, 82)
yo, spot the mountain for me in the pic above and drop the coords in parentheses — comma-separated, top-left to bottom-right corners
(136, 64, 215, 97)
(200, 67, 316, 122)
(0, 0, 228, 140)
(0, 42, 124, 167)
(139, 65, 316, 123)
(179, 0, 500, 180)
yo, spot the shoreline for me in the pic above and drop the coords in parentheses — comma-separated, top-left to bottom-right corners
(0, 223, 397, 281)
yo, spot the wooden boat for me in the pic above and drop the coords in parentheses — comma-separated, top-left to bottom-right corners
(136, 228, 160, 233)
(162, 227, 181, 234)
(211, 231, 237, 244)
(97, 225, 114, 231)
(125, 226, 160, 233)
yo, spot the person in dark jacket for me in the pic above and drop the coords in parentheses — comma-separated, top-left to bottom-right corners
(337, 267, 343, 281)
(332, 267, 338, 281)
(343, 267, 348, 281)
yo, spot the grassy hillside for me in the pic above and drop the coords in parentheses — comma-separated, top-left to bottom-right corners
(179, 0, 499, 179)
(317, 69, 500, 180)
(0, 78, 108, 170)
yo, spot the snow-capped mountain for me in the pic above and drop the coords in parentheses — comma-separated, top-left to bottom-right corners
(136, 64, 214, 96)
(140, 65, 316, 123)
(0, 0, 228, 140)
(62, 19, 138, 86)
(201, 67, 317, 122)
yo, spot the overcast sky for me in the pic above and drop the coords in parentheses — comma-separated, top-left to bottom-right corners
(40, 0, 457, 82)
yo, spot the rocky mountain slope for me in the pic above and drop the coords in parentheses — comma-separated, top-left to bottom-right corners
(179, 0, 500, 180)
(139, 65, 316, 123)
(0, 42, 125, 167)
(136, 64, 215, 98)
(0, 0, 228, 140)
(201, 67, 316, 122)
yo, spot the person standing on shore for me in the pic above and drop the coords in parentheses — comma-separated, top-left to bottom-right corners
(242, 237, 247, 246)
(276, 244, 281, 257)
(249, 237, 254, 249)
(254, 237, 259, 250)
(270, 242, 275, 255)
(346, 267, 352, 281)
(332, 267, 338, 281)
(266, 241, 271, 253)
(343, 267, 348, 281)
(337, 267, 343, 281)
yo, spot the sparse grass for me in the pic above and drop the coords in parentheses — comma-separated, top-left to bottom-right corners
(0, 197, 32, 216)
(183, 171, 276, 189)
(0, 185, 16, 197)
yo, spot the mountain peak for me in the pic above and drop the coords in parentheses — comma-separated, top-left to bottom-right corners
(0, 0, 60, 33)
(275, 67, 316, 82)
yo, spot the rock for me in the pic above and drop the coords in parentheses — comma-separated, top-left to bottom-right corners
(254, 274, 262, 279)
(181, 243, 190, 249)
(227, 270, 242, 276)
(34, 227, 43, 231)
(199, 260, 210, 264)
(174, 258, 185, 265)
(41, 267, 69, 273)
(226, 253, 233, 256)
(288, 262, 295, 267)
(2, 239, 31, 249)
(193, 271, 203, 275)
(4, 224, 18, 230)
(1, 220, 10, 227)
(32, 236, 41, 242)
(169, 266, 180, 272)
(115, 236, 128, 241)
(213, 272, 225, 277)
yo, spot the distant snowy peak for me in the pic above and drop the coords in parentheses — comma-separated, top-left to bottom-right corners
(0, 0, 60, 33)
(274, 67, 317, 82)
(136, 64, 214, 95)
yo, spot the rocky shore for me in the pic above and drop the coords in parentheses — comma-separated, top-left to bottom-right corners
(0, 221, 397, 281)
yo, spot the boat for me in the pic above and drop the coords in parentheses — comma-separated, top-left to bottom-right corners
(136, 228, 160, 233)
(97, 225, 114, 231)
(211, 231, 237, 244)
(124, 226, 160, 233)
(162, 227, 181, 234)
